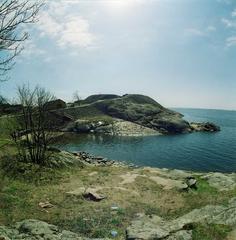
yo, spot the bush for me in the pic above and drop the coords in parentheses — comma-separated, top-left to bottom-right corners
(0, 155, 63, 184)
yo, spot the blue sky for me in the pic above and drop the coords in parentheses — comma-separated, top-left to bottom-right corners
(1, 0, 236, 110)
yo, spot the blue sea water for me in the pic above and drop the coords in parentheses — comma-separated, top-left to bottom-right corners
(59, 108, 236, 172)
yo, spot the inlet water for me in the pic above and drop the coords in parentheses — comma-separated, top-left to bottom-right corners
(58, 108, 236, 172)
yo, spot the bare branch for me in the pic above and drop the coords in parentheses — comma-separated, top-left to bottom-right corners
(0, 0, 43, 81)
(13, 84, 56, 165)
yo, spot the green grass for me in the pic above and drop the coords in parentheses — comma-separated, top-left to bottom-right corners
(0, 155, 71, 185)
(183, 178, 227, 209)
(60, 104, 105, 119)
(0, 148, 235, 239)
(0, 139, 10, 147)
(192, 223, 232, 240)
(78, 114, 114, 124)
(83, 94, 120, 104)
(0, 115, 16, 149)
(0, 178, 33, 224)
(55, 206, 129, 238)
(122, 94, 162, 106)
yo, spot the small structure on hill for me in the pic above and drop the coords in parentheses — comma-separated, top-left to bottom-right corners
(0, 104, 22, 115)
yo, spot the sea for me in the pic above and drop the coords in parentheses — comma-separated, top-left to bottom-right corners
(58, 108, 236, 173)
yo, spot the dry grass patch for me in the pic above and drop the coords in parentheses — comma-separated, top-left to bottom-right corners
(0, 162, 235, 239)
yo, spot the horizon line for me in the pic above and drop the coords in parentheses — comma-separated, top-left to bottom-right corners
(170, 106, 236, 112)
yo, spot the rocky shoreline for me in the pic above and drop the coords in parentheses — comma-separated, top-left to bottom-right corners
(72, 151, 126, 166)
(63, 118, 162, 136)
(1, 149, 235, 240)
(54, 94, 221, 136)
(51, 149, 236, 194)
(63, 118, 220, 137)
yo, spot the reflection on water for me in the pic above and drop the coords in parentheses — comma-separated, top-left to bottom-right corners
(57, 109, 236, 173)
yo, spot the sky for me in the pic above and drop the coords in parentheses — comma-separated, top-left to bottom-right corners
(1, 0, 236, 110)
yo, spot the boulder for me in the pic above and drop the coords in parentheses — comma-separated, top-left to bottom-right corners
(38, 201, 54, 209)
(190, 122, 220, 132)
(186, 177, 197, 189)
(83, 191, 106, 201)
(73, 120, 109, 133)
(67, 187, 106, 201)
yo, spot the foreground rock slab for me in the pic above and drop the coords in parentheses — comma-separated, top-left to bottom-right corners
(126, 197, 236, 239)
(201, 172, 236, 191)
(0, 219, 110, 240)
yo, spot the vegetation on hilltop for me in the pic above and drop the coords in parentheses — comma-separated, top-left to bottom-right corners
(83, 94, 120, 104)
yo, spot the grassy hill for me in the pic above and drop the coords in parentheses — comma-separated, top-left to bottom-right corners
(61, 94, 191, 134)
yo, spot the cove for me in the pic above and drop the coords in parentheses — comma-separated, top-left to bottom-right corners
(57, 108, 236, 172)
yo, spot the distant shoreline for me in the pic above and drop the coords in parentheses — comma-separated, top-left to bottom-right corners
(171, 107, 236, 112)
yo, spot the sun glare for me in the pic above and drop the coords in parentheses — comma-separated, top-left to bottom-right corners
(105, 0, 133, 11)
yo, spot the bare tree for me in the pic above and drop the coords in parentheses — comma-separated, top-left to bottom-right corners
(11, 85, 56, 165)
(0, 0, 43, 81)
(0, 95, 7, 104)
(73, 90, 83, 106)
(73, 90, 81, 102)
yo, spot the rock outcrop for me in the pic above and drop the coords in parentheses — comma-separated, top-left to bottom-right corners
(0, 219, 110, 240)
(48, 149, 122, 167)
(201, 172, 236, 191)
(93, 94, 192, 134)
(65, 118, 161, 136)
(126, 197, 236, 239)
(190, 122, 220, 132)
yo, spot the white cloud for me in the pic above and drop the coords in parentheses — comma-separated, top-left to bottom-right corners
(185, 25, 216, 37)
(221, 11, 236, 47)
(221, 18, 236, 28)
(15, 40, 51, 63)
(57, 16, 95, 48)
(232, 9, 236, 17)
(217, 0, 232, 4)
(206, 26, 216, 32)
(38, 12, 62, 37)
(21, 40, 46, 58)
(226, 36, 236, 47)
(185, 28, 206, 37)
(36, 0, 97, 50)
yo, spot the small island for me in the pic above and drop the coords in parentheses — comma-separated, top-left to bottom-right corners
(46, 94, 220, 136)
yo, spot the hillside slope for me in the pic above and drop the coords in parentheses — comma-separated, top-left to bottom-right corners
(57, 94, 204, 134)
(94, 94, 191, 134)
